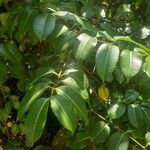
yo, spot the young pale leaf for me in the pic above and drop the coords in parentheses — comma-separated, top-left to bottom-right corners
(95, 43, 119, 82)
(33, 13, 56, 39)
(17, 81, 51, 120)
(145, 132, 150, 147)
(120, 50, 142, 81)
(90, 121, 110, 144)
(108, 131, 129, 150)
(25, 98, 49, 147)
(73, 33, 97, 61)
(144, 57, 150, 78)
(107, 103, 126, 119)
(50, 95, 77, 134)
(56, 86, 88, 122)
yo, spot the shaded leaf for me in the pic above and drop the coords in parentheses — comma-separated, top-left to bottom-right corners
(90, 121, 110, 144)
(33, 13, 56, 39)
(25, 98, 49, 147)
(108, 131, 129, 150)
(107, 103, 126, 119)
(18, 81, 51, 120)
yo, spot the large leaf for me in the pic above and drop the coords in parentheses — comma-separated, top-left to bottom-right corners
(120, 50, 142, 81)
(17, 81, 51, 120)
(107, 103, 126, 119)
(73, 33, 97, 61)
(127, 104, 150, 128)
(108, 131, 129, 150)
(90, 121, 110, 144)
(95, 43, 119, 82)
(56, 86, 88, 122)
(17, 7, 35, 34)
(25, 98, 49, 147)
(33, 13, 56, 39)
(62, 67, 89, 100)
(51, 95, 77, 134)
(53, 11, 83, 26)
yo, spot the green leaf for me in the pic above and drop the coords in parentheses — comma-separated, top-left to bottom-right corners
(5, 41, 22, 64)
(62, 67, 89, 100)
(73, 33, 97, 61)
(50, 95, 77, 134)
(0, 62, 8, 85)
(128, 104, 147, 128)
(120, 50, 142, 81)
(90, 121, 110, 144)
(56, 86, 88, 122)
(27, 67, 54, 89)
(145, 132, 150, 147)
(53, 11, 83, 26)
(95, 43, 119, 82)
(33, 13, 56, 39)
(25, 98, 49, 147)
(17, 81, 51, 120)
(114, 67, 125, 84)
(70, 131, 90, 150)
(144, 57, 150, 78)
(81, 5, 94, 19)
(108, 131, 129, 150)
(107, 103, 126, 119)
(125, 89, 139, 102)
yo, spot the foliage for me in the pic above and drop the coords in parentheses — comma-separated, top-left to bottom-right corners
(0, 0, 150, 149)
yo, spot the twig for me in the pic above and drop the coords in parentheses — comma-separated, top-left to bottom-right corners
(90, 109, 146, 150)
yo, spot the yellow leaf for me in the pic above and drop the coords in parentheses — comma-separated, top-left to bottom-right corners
(98, 84, 109, 101)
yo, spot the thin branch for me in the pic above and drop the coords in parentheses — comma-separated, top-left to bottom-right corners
(90, 109, 146, 150)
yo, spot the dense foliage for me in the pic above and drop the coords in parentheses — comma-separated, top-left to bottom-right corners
(0, 0, 150, 149)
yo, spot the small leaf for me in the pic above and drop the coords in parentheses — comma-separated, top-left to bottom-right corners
(144, 57, 150, 78)
(90, 121, 110, 144)
(145, 132, 150, 147)
(0, 63, 8, 85)
(120, 50, 142, 81)
(95, 43, 119, 82)
(98, 84, 109, 101)
(108, 131, 129, 150)
(73, 33, 97, 61)
(25, 98, 49, 147)
(107, 103, 126, 119)
(27, 67, 54, 89)
(33, 13, 56, 39)
(51, 95, 77, 134)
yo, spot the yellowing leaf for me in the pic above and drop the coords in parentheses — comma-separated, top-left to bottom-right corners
(98, 84, 109, 101)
